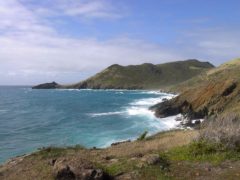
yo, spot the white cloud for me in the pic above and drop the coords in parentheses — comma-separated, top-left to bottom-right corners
(176, 28, 240, 64)
(0, 0, 239, 85)
(20, 0, 125, 20)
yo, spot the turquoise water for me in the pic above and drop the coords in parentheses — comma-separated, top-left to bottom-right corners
(0, 87, 178, 163)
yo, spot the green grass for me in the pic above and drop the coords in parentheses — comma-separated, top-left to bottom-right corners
(164, 140, 240, 165)
(137, 131, 148, 141)
(138, 165, 173, 180)
(96, 159, 172, 179)
(95, 158, 138, 176)
(34, 147, 67, 159)
(33, 145, 85, 159)
(63, 59, 214, 90)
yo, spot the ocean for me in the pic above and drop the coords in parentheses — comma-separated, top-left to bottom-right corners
(0, 86, 179, 163)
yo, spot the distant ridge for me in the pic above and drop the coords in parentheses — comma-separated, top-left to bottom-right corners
(33, 59, 214, 90)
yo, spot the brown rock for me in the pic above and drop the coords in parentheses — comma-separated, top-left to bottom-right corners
(53, 159, 111, 180)
(142, 154, 160, 165)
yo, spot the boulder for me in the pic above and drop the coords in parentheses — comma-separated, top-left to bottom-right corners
(141, 154, 161, 165)
(53, 161, 75, 180)
(53, 159, 111, 180)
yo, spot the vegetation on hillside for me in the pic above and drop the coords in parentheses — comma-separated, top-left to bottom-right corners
(68, 59, 214, 90)
(33, 59, 214, 90)
(1, 125, 240, 180)
(152, 58, 240, 119)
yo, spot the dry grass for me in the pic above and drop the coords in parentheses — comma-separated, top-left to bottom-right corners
(1, 129, 240, 180)
(200, 113, 240, 150)
(0, 130, 197, 180)
(104, 130, 198, 158)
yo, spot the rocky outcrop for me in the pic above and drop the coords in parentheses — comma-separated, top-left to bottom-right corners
(32, 81, 59, 89)
(52, 158, 111, 180)
(150, 98, 208, 120)
(151, 59, 240, 121)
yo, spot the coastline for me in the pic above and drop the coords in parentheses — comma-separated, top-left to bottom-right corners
(1, 87, 176, 163)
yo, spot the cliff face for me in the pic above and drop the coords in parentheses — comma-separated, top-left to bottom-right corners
(33, 59, 214, 89)
(151, 58, 240, 119)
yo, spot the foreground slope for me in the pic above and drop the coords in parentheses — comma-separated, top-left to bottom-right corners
(1, 130, 240, 180)
(151, 58, 240, 119)
(33, 59, 214, 90)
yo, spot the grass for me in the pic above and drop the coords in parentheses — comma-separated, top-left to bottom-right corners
(200, 114, 240, 151)
(96, 155, 172, 179)
(95, 158, 138, 176)
(138, 165, 173, 180)
(34, 147, 67, 159)
(33, 145, 85, 159)
(2, 129, 240, 179)
(64, 59, 213, 89)
(164, 140, 240, 165)
(137, 131, 148, 141)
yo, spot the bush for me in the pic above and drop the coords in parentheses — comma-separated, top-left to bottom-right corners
(137, 131, 148, 141)
(199, 113, 240, 151)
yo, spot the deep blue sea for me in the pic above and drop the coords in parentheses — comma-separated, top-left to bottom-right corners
(0, 86, 179, 163)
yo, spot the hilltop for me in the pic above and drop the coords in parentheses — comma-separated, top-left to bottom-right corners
(151, 58, 240, 119)
(33, 59, 214, 90)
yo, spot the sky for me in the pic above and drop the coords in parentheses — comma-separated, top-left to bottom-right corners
(0, 0, 240, 85)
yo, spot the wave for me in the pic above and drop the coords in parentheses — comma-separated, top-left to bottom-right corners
(130, 97, 163, 106)
(130, 94, 175, 106)
(126, 107, 155, 117)
(160, 115, 182, 129)
(88, 111, 125, 117)
(57, 89, 80, 91)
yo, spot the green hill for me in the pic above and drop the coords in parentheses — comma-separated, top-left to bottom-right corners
(151, 58, 240, 118)
(33, 59, 213, 90)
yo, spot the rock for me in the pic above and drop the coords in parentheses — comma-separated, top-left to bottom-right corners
(81, 169, 106, 180)
(175, 116, 183, 121)
(205, 167, 211, 172)
(162, 98, 168, 102)
(32, 81, 59, 89)
(180, 118, 193, 127)
(110, 159, 119, 163)
(132, 153, 143, 158)
(193, 119, 201, 125)
(53, 159, 111, 180)
(104, 156, 114, 161)
(53, 163, 75, 180)
(49, 159, 57, 166)
(115, 173, 133, 180)
(136, 162, 145, 169)
(111, 140, 131, 146)
(142, 154, 161, 165)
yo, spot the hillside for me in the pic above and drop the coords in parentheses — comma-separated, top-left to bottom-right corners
(151, 58, 240, 119)
(33, 59, 214, 90)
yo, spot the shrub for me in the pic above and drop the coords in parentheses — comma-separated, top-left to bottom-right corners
(199, 113, 240, 151)
(137, 131, 148, 141)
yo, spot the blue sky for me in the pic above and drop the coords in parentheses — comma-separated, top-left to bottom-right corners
(0, 0, 240, 85)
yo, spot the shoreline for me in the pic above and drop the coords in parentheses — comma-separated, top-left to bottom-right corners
(0, 89, 184, 165)
(0, 128, 190, 166)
